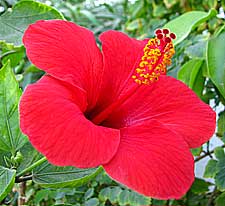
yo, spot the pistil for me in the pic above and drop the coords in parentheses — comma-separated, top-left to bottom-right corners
(91, 29, 176, 125)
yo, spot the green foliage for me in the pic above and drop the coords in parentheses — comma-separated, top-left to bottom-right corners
(217, 111, 225, 137)
(190, 178, 211, 194)
(164, 9, 217, 45)
(178, 59, 204, 97)
(216, 192, 225, 206)
(0, 166, 16, 201)
(99, 186, 151, 205)
(207, 31, 225, 99)
(215, 147, 225, 191)
(0, 61, 26, 154)
(33, 162, 102, 188)
(0, 0, 64, 45)
(204, 159, 218, 178)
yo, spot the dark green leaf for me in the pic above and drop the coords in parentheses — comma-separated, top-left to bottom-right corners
(0, 166, 16, 202)
(204, 159, 218, 178)
(217, 111, 225, 137)
(33, 162, 102, 188)
(215, 147, 225, 160)
(215, 148, 225, 190)
(151, 199, 167, 205)
(190, 178, 211, 194)
(0, 0, 64, 45)
(0, 61, 27, 153)
(207, 32, 225, 99)
(216, 192, 225, 206)
(164, 9, 217, 45)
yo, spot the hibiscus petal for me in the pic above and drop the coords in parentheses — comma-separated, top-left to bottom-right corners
(103, 76, 216, 148)
(92, 31, 146, 115)
(19, 76, 120, 168)
(23, 20, 103, 110)
(104, 120, 194, 199)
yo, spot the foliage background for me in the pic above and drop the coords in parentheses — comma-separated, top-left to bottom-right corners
(0, 0, 225, 205)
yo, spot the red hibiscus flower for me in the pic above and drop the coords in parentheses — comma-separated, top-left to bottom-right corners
(19, 20, 216, 200)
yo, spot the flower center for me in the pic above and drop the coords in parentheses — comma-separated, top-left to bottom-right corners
(132, 29, 176, 85)
(91, 29, 176, 125)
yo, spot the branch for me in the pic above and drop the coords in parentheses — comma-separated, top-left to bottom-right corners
(16, 157, 47, 178)
(195, 144, 225, 162)
(15, 175, 32, 183)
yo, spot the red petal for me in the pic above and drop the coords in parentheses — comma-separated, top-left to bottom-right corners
(92, 31, 145, 115)
(23, 20, 103, 110)
(19, 76, 120, 168)
(103, 76, 216, 148)
(104, 120, 194, 199)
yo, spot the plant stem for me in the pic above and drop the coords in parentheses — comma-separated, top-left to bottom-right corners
(16, 157, 47, 177)
(207, 186, 217, 206)
(15, 175, 33, 183)
(18, 182, 26, 206)
(195, 144, 225, 162)
(0, 50, 17, 59)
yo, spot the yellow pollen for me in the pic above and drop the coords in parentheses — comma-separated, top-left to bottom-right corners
(132, 30, 175, 85)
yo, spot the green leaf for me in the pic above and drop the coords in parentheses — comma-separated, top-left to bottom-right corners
(0, 42, 25, 68)
(84, 198, 99, 206)
(118, 189, 150, 206)
(207, 31, 225, 99)
(33, 162, 102, 188)
(80, 10, 100, 26)
(0, 150, 10, 167)
(0, 0, 64, 46)
(215, 148, 225, 190)
(178, 59, 204, 96)
(164, 9, 217, 45)
(126, 19, 143, 31)
(191, 147, 202, 156)
(151, 199, 167, 205)
(0, 61, 27, 153)
(217, 111, 225, 137)
(99, 187, 122, 203)
(99, 186, 150, 205)
(215, 147, 225, 160)
(128, 191, 151, 205)
(216, 192, 225, 206)
(204, 159, 218, 178)
(118, 190, 130, 205)
(84, 188, 94, 200)
(184, 41, 207, 59)
(16, 142, 42, 174)
(190, 178, 211, 194)
(0, 166, 16, 202)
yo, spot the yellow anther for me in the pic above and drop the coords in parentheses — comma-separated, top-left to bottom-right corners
(139, 61, 148, 67)
(132, 33, 175, 85)
(142, 56, 148, 61)
(135, 79, 142, 84)
(142, 79, 149, 84)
